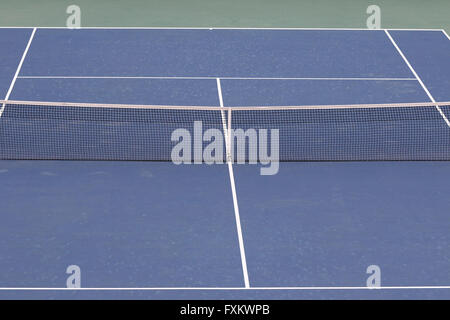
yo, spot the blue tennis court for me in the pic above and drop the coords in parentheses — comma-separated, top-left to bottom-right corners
(0, 27, 449, 299)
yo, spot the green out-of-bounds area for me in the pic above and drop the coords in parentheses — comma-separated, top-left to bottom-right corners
(0, 0, 449, 32)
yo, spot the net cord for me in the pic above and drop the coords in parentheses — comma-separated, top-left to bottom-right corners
(1, 99, 449, 111)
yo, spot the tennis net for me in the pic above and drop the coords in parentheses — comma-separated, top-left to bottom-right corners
(1, 100, 450, 161)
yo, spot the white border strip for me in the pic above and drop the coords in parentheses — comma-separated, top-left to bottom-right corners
(0, 27, 36, 117)
(0, 286, 449, 291)
(216, 78, 250, 289)
(0, 26, 445, 31)
(385, 29, 450, 127)
(17, 76, 417, 81)
(2, 99, 449, 111)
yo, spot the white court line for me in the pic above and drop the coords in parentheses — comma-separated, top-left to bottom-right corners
(0, 26, 445, 31)
(0, 286, 449, 291)
(0, 27, 36, 117)
(385, 29, 450, 128)
(216, 78, 250, 289)
(442, 29, 450, 41)
(17, 76, 417, 81)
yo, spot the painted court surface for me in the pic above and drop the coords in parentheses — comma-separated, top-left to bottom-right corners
(0, 27, 449, 298)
